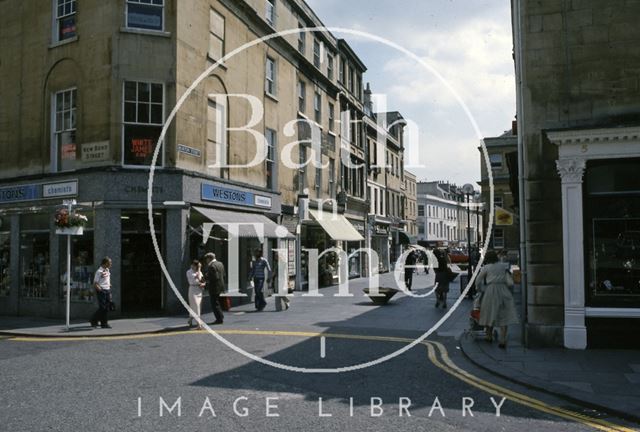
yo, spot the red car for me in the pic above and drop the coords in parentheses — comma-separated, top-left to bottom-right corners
(448, 249, 469, 264)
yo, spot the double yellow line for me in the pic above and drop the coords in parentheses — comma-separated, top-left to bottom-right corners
(425, 340, 636, 432)
(3, 329, 637, 431)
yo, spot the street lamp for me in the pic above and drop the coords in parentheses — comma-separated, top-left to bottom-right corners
(462, 184, 474, 290)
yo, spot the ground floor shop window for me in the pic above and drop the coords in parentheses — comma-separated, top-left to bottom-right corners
(58, 231, 94, 302)
(0, 220, 10, 297)
(585, 158, 640, 308)
(20, 214, 51, 299)
(347, 241, 362, 278)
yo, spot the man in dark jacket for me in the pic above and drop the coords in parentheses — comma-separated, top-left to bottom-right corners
(204, 252, 225, 324)
(404, 249, 418, 291)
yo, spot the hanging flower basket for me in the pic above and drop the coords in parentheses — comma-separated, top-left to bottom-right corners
(55, 208, 87, 235)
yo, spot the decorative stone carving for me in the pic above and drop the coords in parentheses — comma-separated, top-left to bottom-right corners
(556, 158, 586, 183)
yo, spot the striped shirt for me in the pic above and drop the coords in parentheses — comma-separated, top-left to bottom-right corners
(251, 257, 271, 280)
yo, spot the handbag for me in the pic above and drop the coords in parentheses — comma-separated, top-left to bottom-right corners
(108, 301, 116, 312)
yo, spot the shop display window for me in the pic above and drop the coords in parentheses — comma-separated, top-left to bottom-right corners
(58, 232, 94, 302)
(20, 214, 51, 299)
(585, 158, 640, 307)
(0, 217, 10, 297)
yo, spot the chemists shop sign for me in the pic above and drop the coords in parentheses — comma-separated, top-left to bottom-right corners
(0, 180, 78, 204)
(201, 184, 272, 209)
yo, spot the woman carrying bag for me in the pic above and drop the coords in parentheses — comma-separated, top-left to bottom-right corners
(477, 250, 519, 348)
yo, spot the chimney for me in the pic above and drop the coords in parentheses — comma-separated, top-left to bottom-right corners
(512, 118, 518, 136)
(364, 82, 373, 113)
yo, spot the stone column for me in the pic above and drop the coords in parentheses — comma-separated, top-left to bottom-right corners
(7, 214, 20, 315)
(164, 208, 188, 314)
(556, 157, 587, 349)
(93, 208, 121, 313)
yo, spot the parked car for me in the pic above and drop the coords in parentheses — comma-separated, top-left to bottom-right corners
(448, 249, 469, 264)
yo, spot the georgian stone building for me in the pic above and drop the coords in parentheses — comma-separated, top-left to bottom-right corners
(513, 0, 640, 348)
(479, 128, 519, 262)
(0, 0, 373, 318)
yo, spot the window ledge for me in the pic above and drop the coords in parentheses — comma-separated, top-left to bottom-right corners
(49, 36, 79, 49)
(120, 27, 171, 38)
(207, 56, 227, 70)
(265, 92, 279, 103)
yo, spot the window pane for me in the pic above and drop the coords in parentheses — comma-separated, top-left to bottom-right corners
(123, 124, 161, 166)
(138, 82, 150, 102)
(64, 111, 71, 130)
(20, 231, 50, 299)
(210, 10, 224, 39)
(124, 102, 136, 122)
(59, 15, 76, 40)
(150, 104, 163, 124)
(208, 35, 223, 60)
(137, 103, 149, 124)
(124, 81, 137, 101)
(151, 84, 163, 103)
(127, 3, 163, 31)
(55, 112, 63, 132)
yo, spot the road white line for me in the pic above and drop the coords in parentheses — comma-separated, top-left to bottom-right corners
(320, 336, 326, 358)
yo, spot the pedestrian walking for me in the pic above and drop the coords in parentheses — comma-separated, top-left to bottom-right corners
(477, 250, 519, 348)
(434, 249, 454, 309)
(90, 257, 112, 329)
(404, 248, 417, 291)
(250, 249, 271, 311)
(204, 252, 225, 325)
(186, 259, 205, 329)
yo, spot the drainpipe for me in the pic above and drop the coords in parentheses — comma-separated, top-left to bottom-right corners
(513, 0, 529, 346)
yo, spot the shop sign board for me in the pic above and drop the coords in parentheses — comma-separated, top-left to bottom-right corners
(201, 183, 272, 209)
(177, 144, 201, 158)
(81, 141, 109, 162)
(43, 180, 78, 198)
(0, 184, 40, 203)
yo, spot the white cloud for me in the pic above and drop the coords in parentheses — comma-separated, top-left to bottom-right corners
(305, 0, 515, 185)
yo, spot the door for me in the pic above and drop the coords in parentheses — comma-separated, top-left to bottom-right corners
(121, 211, 163, 315)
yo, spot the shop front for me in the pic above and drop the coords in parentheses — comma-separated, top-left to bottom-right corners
(371, 222, 391, 274)
(303, 209, 364, 287)
(551, 126, 640, 349)
(346, 218, 366, 279)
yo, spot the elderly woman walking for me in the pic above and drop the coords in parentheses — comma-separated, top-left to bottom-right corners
(477, 250, 519, 348)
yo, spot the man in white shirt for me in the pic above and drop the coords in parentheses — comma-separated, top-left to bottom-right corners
(91, 257, 112, 329)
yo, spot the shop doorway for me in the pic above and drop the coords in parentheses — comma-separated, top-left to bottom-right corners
(121, 211, 163, 315)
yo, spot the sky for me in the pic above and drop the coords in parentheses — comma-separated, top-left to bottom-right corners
(305, 0, 516, 186)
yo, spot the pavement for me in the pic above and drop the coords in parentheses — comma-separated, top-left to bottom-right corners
(2, 271, 640, 423)
(459, 285, 640, 423)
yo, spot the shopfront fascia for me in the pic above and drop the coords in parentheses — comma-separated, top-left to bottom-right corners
(188, 179, 290, 305)
(0, 172, 189, 318)
(550, 126, 640, 349)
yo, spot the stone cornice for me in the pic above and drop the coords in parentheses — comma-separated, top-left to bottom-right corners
(547, 126, 640, 146)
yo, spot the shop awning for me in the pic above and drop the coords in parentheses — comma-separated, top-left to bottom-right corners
(308, 209, 364, 241)
(398, 231, 411, 245)
(194, 206, 294, 239)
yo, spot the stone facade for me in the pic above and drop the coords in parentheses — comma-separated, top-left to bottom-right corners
(0, 0, 411, 318)
(479, 129, 519, 261)
(514, 0, 640, 347)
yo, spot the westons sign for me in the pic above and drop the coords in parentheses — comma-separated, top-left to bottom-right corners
(201, 184, 271, 208)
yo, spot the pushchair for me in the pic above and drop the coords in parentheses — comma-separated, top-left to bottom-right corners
(469, 291, 486, 337)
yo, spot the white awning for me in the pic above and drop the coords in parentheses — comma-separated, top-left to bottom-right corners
(308, 209, 364, 241)
(194, 206, 294, 239)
